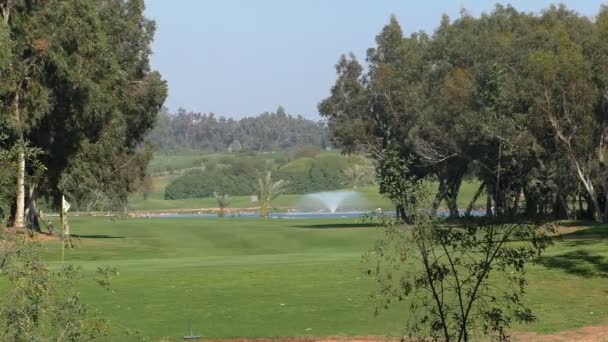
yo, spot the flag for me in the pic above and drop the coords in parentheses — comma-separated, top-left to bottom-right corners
(62, 195, 71, 213)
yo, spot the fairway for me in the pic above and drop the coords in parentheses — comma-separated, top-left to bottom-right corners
(27, 217, 608, 341)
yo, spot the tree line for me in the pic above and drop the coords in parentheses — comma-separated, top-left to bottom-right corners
(320, 4, 608, 222)
(147, 106, 330, 152)
(0, 0, 166, 229)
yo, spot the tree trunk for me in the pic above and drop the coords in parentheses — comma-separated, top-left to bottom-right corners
(14, 148, 25, 229)
(604, 192, 608, 223)
(510, 187, 522, 216)
(553, 195, 568, 220)
(589, 194, 602, 223)
(25, 183, 42, 233)
(486, 186, 493, 217)
(432, 179, 447, 213)
(572, 158, 604, 222)
(395, 204, 411, 224)
(260, 201, 269, 218)
(446, 196, 459, 218)
(445, 177, 463, 218)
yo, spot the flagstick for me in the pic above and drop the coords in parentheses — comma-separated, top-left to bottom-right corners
(60, 196, 65, 266)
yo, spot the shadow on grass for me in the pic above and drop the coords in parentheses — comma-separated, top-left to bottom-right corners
(292, 223, 378, 229)
(558, 220, 606, 228)
(537, 250, 608, 278)
(560, 226, 608, 239)
(71, 234, 125, 239)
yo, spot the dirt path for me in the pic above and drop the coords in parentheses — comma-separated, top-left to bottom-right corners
(512, 324, 608, 342)
(205, 324, 608, 342)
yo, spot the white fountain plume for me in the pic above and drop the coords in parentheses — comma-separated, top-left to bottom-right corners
(303, 190, 362, 213)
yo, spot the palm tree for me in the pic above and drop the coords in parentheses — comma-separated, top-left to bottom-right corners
(254, 171, 288, 218)
(213, 192, 230, 217)
(344, 156, 375, 188)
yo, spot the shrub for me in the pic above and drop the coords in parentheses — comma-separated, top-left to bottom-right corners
(164, 155, 270, 199)
(278, 153, 348, 194)
(165, 169, 256, 199)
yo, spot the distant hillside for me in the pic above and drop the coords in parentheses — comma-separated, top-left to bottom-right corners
(147, 106, 330, 152)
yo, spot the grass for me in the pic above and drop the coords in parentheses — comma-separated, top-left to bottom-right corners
(148, 150, 291, 175)
(13, 217, 607, 341)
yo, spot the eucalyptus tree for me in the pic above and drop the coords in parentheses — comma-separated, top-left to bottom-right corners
(318, 53, 370, 153)
(321, 4, 608, 221)
(0, 0, 166, 224)
(520, 7, 606, 222)
(57, 0, 167, 214)
(0, 0, 58, 228)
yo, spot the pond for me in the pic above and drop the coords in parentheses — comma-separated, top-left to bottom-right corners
(144, 209, 487, 219)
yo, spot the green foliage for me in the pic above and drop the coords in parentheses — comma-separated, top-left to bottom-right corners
(213, 192, 230, 217)
(163, 152, 371, 199)
(0, 238, 112, 341)
(163, 155, 276, 200)
(278, 153, 351, 194)
(165, 169, 252, 200)
(255, 171, 288, 218)
(366, 185, 555, 341)
(320, 4, 608, 221)
(59, 143, 153, 213)
(0, 0, 166, 221)
(0, 142, 15, 224)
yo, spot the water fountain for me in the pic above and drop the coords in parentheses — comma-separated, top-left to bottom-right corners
(302, 190, 363, 213)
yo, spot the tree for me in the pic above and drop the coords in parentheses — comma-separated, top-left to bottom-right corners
(318, 53, 370, 152)
(254, 171, 287, 218)
(321, 5, 608, 221)
(366, 187, 554, 341)
(0, 0, 57, 228)
(524, 11, 606, 222)
(147, 107, 327, 152)
(0, 0, 166, 225)
(213, 192, 230, 217)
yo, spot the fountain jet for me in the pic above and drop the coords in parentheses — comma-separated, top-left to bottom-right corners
(303, 190, 362, 213)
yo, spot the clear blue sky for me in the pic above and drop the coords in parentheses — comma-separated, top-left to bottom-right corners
(145, 1, 606, 119)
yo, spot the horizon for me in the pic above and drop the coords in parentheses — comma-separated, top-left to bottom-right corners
(145, 0, 606, 119)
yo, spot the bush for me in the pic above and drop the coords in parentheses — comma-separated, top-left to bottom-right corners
(164, 152, 373, 198)
(165, 169, 256, 199)
(164, 155, 270, 199)
(278, 153, 348, 194)
(0, 239, 116, 341)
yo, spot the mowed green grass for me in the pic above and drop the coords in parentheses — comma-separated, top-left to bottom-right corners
(26, 217, 608, 341)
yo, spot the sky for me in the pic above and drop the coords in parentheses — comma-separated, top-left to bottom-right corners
(145, 0, 606, 119)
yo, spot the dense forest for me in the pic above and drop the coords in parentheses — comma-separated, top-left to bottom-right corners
(147, 106, 330, 152)
(320, 4, 608, 222)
